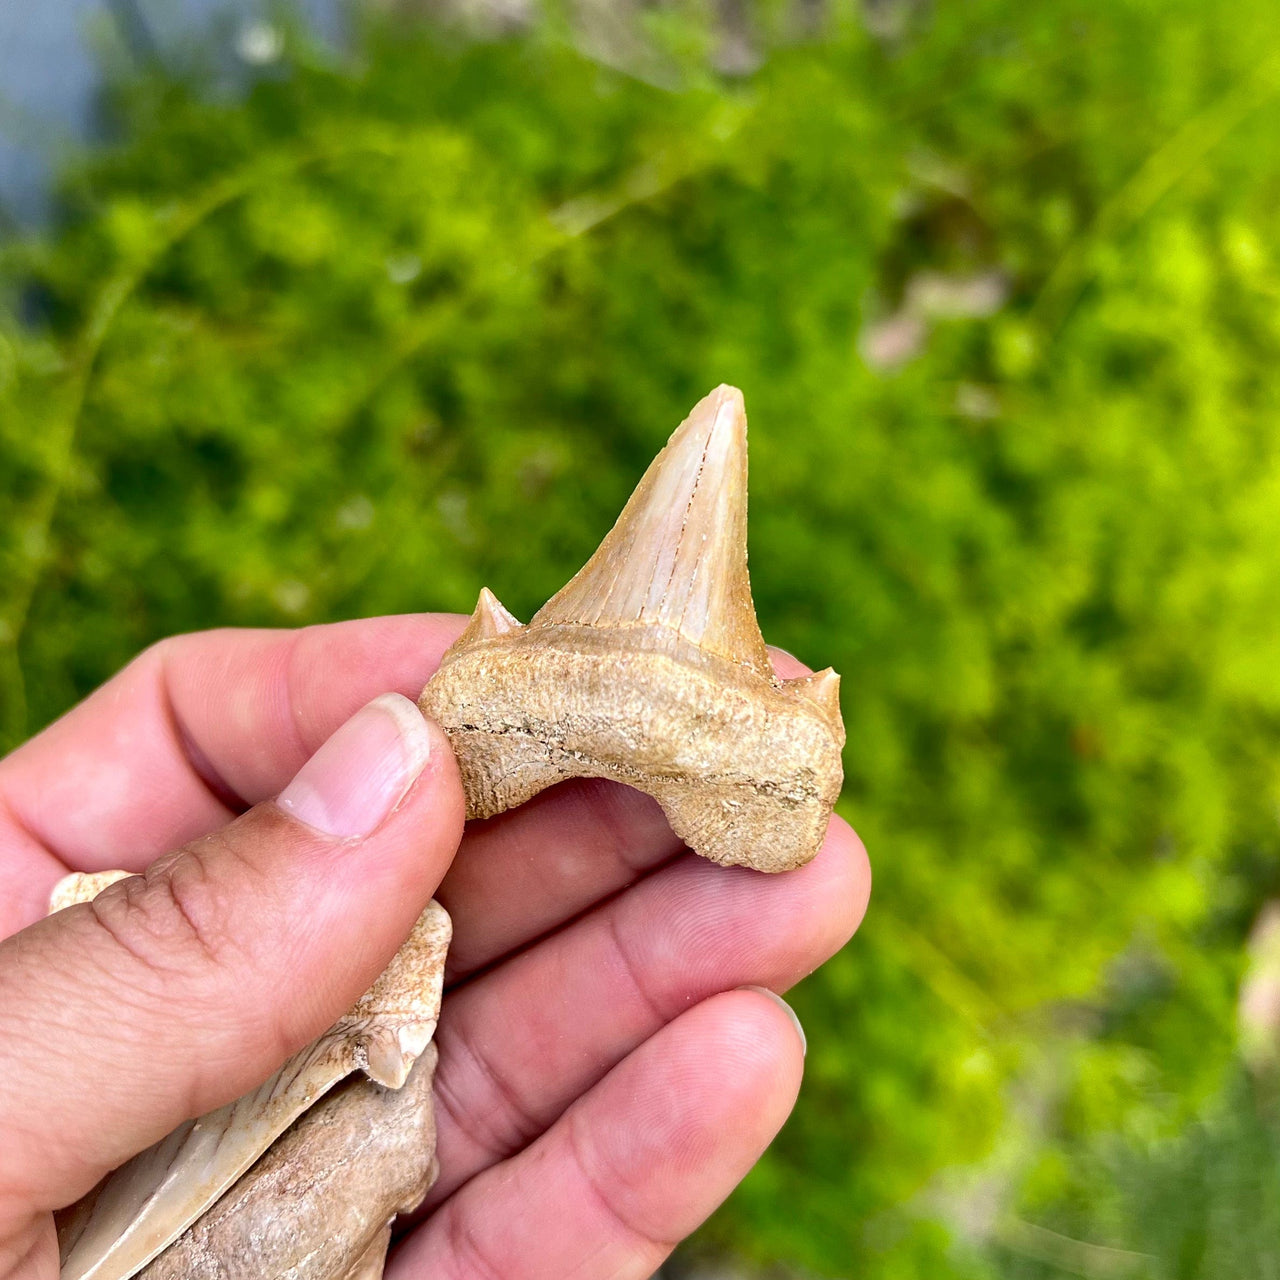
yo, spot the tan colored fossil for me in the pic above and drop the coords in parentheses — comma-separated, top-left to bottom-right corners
(50, 386, 845, 1278)
(420, 383, 845, 873)
(52, 876, 450, 1280)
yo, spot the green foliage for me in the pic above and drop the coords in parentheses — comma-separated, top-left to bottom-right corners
(983, 1070, 1280, 1280)
(5, 2, 1280, 1274)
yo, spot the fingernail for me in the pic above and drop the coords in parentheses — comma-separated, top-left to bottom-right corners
(739, 985, 806, 1057)
(768, 646, 809, 678)
(278, 694, 432, 839)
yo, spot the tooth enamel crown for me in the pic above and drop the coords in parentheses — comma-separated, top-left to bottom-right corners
(419, 384, 846, 873)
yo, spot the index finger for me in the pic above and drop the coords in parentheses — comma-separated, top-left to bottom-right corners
(0, 615, 465, 878)
(0, 620, 822, 956)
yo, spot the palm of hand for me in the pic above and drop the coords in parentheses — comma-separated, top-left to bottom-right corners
(0, 616, 868, 1280)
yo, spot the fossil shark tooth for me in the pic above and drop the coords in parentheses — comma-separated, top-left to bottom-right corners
(136, 1046, 440, 1280)
(51, 873, 450, 1280)
(48, 868, 133, 913)
(456, 586, 522, 644)
(345, 1225, 396, 1280)
(420, 385, 846, 873)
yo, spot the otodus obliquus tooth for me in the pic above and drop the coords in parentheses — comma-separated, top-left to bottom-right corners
(419, 384, 846, 873)
(51, 874, 450, 1280)
(134, 1048, 439, 1280)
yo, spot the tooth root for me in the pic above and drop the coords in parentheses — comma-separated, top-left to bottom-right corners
(530, 384, 772, 678)
(785, 668, 843, 727)
(455, 587, 522, 647)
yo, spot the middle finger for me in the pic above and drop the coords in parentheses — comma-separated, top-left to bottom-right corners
(422, 815, 869, 1211)
(435, 647, 820, 981)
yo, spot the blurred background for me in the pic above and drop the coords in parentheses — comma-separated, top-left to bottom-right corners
(4, 1, 1280, 1276)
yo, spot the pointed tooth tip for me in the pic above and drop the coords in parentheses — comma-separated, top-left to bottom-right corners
(527, 386, 768, 675)
(709, 381, 745, 405)
(707, 382, 746, 413)
(671, 384, 747, 448)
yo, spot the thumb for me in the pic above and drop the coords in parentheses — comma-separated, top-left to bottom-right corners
(0, 693, 464, 1217)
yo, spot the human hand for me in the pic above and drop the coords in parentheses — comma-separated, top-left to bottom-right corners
(0, 616, 870, 1280)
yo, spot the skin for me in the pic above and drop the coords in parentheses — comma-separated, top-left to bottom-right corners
(0, 614, 871, 1280)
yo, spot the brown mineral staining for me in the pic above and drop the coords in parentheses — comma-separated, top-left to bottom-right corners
(420, 385, 846, 872)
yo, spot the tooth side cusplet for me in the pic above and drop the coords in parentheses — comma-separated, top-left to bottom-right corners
(420, 385, 846, 873)
(50, 876, 451, 1280)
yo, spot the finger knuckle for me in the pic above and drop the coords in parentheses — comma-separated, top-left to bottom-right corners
(87, 840, 238, 982)
(433, 1021, 547, 1165)
(566, 1112, 675, 1263)
(606, 910, 673, 1027)
(439, 1203, 508, 1280)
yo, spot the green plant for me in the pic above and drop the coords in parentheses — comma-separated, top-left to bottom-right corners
(4, 3, 1280, 1274)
